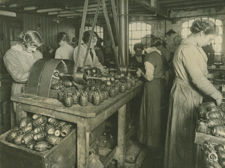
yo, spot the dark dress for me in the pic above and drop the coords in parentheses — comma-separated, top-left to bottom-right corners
(138, 51, 166, 148)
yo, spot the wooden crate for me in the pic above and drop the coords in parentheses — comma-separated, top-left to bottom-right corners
(195, 132, 225, 145)
(0, 129, 76, 168)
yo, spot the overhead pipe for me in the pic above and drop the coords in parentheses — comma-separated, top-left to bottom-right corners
(119, 0, 129, 66)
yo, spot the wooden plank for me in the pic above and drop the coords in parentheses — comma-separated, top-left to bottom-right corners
(117, 104, 126, 168)
(74, 0, 89, 73)
(77, 125, 87, 168)
(11, 81, 143, 118)
(194, 132, 225, 145)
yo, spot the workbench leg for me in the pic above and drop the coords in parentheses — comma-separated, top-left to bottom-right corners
(77, 125, 89, 168)
(117, 104, 126, 168)
(15, 103, 27, 126)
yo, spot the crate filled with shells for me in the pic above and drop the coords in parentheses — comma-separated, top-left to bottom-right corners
(0, 114, 76, 168)
(201, 140, 225, 168)
(195, 102, 225, 146)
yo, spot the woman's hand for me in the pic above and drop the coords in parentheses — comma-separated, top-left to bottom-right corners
(136, 68, 142, 77)
(215, 93, 223, 106)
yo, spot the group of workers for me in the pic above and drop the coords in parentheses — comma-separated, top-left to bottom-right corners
(2, 19, 222, 168)
(130, 19, 222, 168)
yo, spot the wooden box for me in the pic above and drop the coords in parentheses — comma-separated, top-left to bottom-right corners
(0, 129, 76, 168)
(195, 132, 225, 145)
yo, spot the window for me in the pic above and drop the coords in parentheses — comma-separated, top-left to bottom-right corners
(181, 18, 223, 56)
(129, 22, 151, 54)
(84, 25, 103, 39)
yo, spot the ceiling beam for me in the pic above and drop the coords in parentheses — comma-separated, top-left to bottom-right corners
(170, 4, 222, 10)
(163, 0, 223, 7)
(133, 0, 170, 19)
(159, 0, 219, 4)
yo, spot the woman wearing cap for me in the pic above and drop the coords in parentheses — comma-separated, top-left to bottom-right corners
(4, 30, 43, 96)
(164, 20, 222, 168)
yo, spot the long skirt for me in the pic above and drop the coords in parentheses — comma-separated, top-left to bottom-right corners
(138, 78, 166, 148)
(164, 78, 203, 168)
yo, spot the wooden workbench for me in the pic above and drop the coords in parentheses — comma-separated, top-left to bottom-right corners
(11, 81, 143, 168)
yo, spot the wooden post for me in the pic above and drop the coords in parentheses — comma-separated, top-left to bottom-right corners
(15, 103, 27, 126)
(117, 104, 126, 168)
(82, 0, 101, 69)
(73, 0, 89, 74)
(77, 125, 87, 168)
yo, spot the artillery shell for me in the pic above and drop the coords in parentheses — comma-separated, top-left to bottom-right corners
(54, 126, 61, 137)
(26, 140, 36, 150)
(34, 131, 46, 141)
(19, 117, 32, 128)
(6, 130, 20, 142)
(61, 125, 71, 137)
(45, 124, 55, 135)
(48, 118, 60, 127)
(33, 125, 45, 134)
(59, 121, 67, 127)
(14, 134, 25, 145)
(46, 135, 62, 145)
(22, 132, 34, 145)
(20, 122, 32, 134)
(32, 114, 41, 120)
(33, 116, 47, 127)
(34, 141, 52, 152)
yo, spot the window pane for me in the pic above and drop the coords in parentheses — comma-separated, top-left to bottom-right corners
(213, 44, 222, 53)
(146, 24, 151, 30)
(131, 23, 136, 30)
(209, 18, 215, 23)
(131, 31, 142, 39)
(181, 28, 191, 37)
(216, 20, 222, 26)
(218, 27, 223, 35)
(215, 35, 222, 44)
(182, 22, 188, 27)
(136, 22, 142, 30)
(188, 20, 194, 27)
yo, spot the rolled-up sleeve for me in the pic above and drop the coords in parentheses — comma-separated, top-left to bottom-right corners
(182, 48, 221, 99)
(4, 50, 29, 83)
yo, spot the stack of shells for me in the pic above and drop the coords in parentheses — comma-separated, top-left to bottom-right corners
(196, 102, 225, 138)
(6, 115, 74, 152)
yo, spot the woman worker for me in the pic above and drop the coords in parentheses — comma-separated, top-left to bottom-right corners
(55, 32, 74, 61)
(4, 30, 43, 96)
(164, 20, 222, 168)
(136, 36, 167, 159)
(3, 30, 43, 126)
(73, 30, 106, 72)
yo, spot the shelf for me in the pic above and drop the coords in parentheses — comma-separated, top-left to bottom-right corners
(194, 132, 225, 145)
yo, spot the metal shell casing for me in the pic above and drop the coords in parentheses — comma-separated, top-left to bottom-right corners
(46, 135, 62, 145)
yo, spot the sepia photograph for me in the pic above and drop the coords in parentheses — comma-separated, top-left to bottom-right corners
(0, 0, 225, 167)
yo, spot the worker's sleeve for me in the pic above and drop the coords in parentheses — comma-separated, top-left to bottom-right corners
(73, 46, 85, 68)
(144, 61, 154, 81)
(182, 48, 221, 100)
(3, 50, 29, 83)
